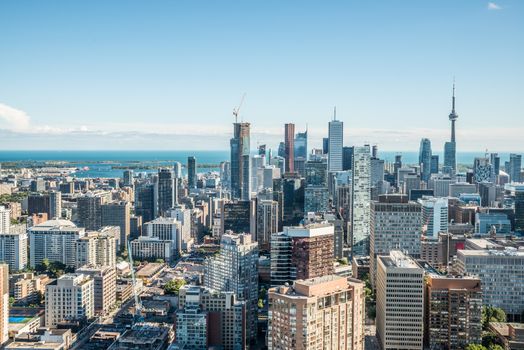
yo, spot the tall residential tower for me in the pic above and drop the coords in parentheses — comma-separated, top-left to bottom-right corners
(230, 122, 251, 200)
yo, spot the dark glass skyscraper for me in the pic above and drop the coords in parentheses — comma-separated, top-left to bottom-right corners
(230, 122, 251, 200)
(157, 168, 176, 216)
(431, 155, 439, 174)
(135, 181, 155, 223)
(509, 153, 522, 182)
(322, 137, 329, 155)
(284, 123, 295, 174)
(187, 156, 197, 189)
(490, 153, 500, 176)
(419, 138, 432, 182)
(281, 174, 304, 227)
(342, 146, 354, 171)
(294, 129, 308, 160)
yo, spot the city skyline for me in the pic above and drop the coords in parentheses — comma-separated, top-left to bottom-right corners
(1, 1, 523, 151)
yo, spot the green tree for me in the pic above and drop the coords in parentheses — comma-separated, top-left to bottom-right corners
(9, 297, 15, 307)
(482, 306, 507, 330)
(258, 286, 267, 300)
(48, 261, 67, 278)
(155, 259, 165, 264)
(489, 345, 504, 350)
(465, 345, 487, 350)
(164, 279, 186, 295)
(38, 258, 50, 272)
(482, 332, 504, 349)
(258, 298, 264, 309)
(337, 258, 348, 265)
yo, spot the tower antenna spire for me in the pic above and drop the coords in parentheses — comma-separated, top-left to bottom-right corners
(452, 77, 456, 113)
(333, 106, 337, 121)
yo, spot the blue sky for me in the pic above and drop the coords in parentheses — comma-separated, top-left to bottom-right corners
(0, 0, 522, 151)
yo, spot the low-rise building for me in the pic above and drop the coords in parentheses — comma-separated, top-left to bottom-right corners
(489, 322, 524, 350)
(10, 273, 51, 305)
(107, 322, 174, 350)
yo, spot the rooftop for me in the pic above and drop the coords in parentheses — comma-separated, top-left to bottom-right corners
(459, 248, 524, 257)
(296, 274, 345, 287)
(136, 263, 165, 278)
(29, 219, 81, 232)
(379, 250, 421, 269)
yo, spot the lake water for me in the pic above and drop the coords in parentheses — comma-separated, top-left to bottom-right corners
(0, 150, 520, 178)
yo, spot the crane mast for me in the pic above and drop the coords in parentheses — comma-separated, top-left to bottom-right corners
(127, 240, 143, 323)
(233, 93, 246, 123)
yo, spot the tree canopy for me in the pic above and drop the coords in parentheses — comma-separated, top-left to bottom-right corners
(164, 279, 186, 295)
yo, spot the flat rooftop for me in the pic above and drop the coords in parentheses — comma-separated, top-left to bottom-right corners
(5, 342, 64, 349)
(379, 251, 420, 269)
(136, 263, 164, 277)
(296, 274, 345, 287)
(459, 248, 524, 257)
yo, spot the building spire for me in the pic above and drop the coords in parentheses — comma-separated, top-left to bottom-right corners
(333, 106, 337, 121)
(452, 78, 456, 114)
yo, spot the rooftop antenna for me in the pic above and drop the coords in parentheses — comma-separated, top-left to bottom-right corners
(233, 93, 246, 124)
(333, 106, 337, 121)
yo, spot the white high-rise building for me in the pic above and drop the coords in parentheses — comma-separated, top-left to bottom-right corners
(173, 161, 183, 179)
(130, 237, 173, 262)
(75, 230, 117, 268)
(376, 251, 424, 350)
(370, 195, 421, 286)
(29, 219, 85, 268)
(144, 216, 183, 254)
(352, 145, 371, 256)
(0, 206, 9, 234)
(328, 117, 343, 172)
(428, 174, 454, 197)
(168, 207, 192, 250)
(0, 264, 8, 347)
(45, 273, 94, 328)
(76, 265, 116, 316)
(418, 196, 448, 239)
(0, 232, 28, 271)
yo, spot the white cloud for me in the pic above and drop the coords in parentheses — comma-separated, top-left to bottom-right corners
(0, 102, 522, 152)
(0, 103, 31, 131)
(487, 2, 502, 10)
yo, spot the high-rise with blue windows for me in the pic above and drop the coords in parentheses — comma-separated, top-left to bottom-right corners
(419, 138, 432, 182)
(294, 129, 308, 160)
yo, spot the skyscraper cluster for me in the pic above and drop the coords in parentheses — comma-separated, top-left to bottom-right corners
(0, 84, 523, 350)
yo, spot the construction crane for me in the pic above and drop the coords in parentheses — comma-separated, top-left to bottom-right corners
(232, 93, 246, 123)
(127, 240, 143, 324)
